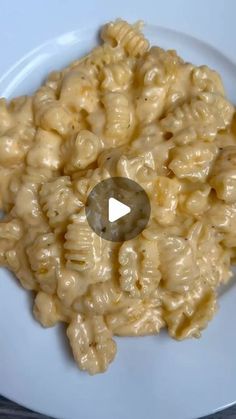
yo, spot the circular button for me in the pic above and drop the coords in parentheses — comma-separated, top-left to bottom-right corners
(85, 177, 151, 242)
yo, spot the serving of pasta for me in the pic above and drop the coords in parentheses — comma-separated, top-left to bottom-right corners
(0, 19, 235, 375)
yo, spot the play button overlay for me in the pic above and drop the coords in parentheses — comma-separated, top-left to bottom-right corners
(108, 198, 131, 222)
(85, 177, 150, 242)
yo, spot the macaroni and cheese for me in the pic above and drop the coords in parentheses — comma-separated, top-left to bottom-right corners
(0, 20, 235, 374)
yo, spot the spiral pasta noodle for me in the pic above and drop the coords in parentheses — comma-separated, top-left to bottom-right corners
(161, 93, 234, 141)
(101, 19, 149, 57)
(39, 176, 82, 232)
(67, 314, 117, 375)
(62, 130, 102, 172)
(119, 236, 161, 297)
(102, 92, 131, 143)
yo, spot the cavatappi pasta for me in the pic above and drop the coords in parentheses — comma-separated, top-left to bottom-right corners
(0, 19, 235, 374)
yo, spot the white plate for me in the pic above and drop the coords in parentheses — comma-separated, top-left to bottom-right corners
(0, 1, 236, 418)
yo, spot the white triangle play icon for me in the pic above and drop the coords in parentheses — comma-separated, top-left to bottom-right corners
(108, 197, 131, 222)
